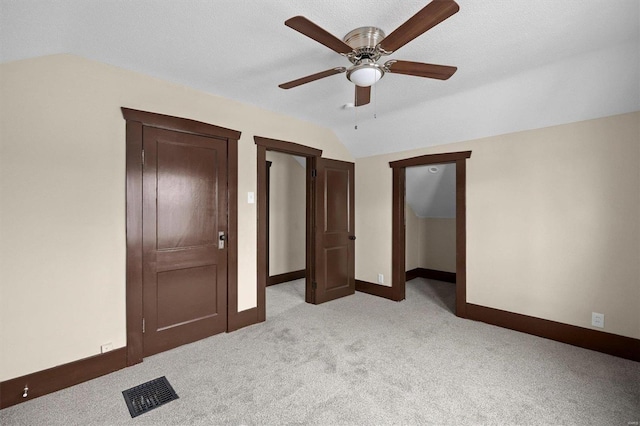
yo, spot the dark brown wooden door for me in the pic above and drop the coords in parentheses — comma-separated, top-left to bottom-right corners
(142, 126, 227, 357)
(312, 158, 355, 304)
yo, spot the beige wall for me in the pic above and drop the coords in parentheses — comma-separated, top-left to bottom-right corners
(405, 207, 456, 273)
(266, 151, 306, 275)
(405, 205, 421, 271)
(0, 54, 352, 381)
(419, 218, 456, 273)
(356, 112, 640, 339)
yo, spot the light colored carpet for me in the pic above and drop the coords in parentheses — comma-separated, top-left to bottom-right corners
(1, 278, 638, 425)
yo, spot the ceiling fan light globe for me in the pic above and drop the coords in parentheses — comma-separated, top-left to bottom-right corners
(347, 61, 384, 87)
(349, 67, 382, 87)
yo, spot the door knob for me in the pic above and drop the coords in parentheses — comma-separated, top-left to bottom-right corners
(349, 236, 356, 240)
(218, 231, 226, 249)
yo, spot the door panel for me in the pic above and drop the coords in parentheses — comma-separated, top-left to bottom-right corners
(324, 246, 349, 290)
(313, 158, 355, 304)
(325, 168, 350, 232)
(156, 265, 218, 330)
(142, 127, 227, 357)
(156, 141, 218, 249)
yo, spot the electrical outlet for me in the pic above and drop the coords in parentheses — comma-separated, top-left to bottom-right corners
(591, 312, 604, 328)
(100, 342, 113, 353)
(377, 273, 384, 284)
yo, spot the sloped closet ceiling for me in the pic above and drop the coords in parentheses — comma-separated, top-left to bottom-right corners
(406, 164, 456, 219)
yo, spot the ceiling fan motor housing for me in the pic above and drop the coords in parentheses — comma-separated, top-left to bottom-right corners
(343, 26, 387, 86)
(343, 26, 386, 63)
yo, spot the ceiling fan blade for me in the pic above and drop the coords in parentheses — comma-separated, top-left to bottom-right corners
(355, 85, 371, 107)
(279, 67, 346, 89)
(385, 60, 457, 80)
(378, 0, 459, 53)
(285, 16, 353, 55)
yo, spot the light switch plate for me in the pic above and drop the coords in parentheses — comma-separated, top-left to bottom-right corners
(248, 192, 255, 204)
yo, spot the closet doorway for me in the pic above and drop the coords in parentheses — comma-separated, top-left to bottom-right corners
(389, 151, 471, 318)
(404, 163, 457, 312)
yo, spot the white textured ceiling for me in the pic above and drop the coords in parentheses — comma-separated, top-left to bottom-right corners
(1, 0, 638, 158)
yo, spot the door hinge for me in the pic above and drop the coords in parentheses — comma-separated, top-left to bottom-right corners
(142, 318, 145, 333)
(312, 281, 317, 290)
(311, 169, 317, 178)
(141, 149, 145, 166)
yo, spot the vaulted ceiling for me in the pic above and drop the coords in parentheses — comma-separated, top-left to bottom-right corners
(1, 0, 638, 158)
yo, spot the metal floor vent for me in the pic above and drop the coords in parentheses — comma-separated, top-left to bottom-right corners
(122, 376, 179, 418)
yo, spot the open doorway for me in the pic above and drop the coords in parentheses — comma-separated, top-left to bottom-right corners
(255, 137, 321, 322)
(405, 163, 457, 313)
(389, 150, 471, 318)
(265, 152, 307, 286)
(255, 136, 356, 320)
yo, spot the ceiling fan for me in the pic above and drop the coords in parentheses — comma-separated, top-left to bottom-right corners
(279, 0, 460, 107)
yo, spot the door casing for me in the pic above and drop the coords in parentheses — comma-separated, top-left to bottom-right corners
(255, 136, 322, 321)
(389, 151, 472, 317)
(123, 108, 241, 366)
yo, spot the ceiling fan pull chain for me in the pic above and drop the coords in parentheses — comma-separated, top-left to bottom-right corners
(374, 85, 377, 119)
(354, 94, 358, 130)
